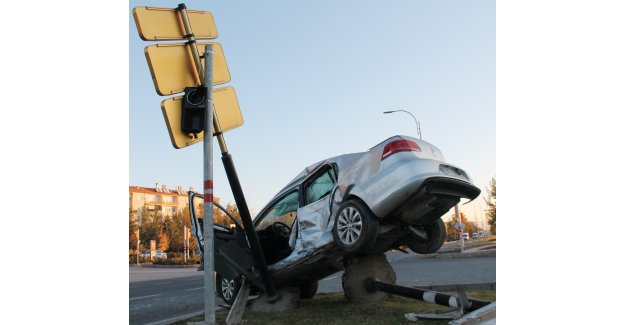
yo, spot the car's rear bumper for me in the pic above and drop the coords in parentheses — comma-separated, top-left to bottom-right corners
(382, 176, 480, 226)
(363, 157, 479, 222)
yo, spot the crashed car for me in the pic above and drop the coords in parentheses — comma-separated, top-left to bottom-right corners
(189, 135, 480, 304)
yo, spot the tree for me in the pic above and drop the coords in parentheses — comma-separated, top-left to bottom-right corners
(226, 203, 243, 226)
(139, 207, 165, 250)
(484, 176, 496, 234)
(129, 209, 139, 252)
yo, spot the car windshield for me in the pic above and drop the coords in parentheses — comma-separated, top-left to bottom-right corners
(257, 191, 299, 231)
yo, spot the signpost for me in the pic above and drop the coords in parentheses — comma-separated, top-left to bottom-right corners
(144, 42, 231, 95)
(133, 6, 218, 41)
(455, 205, 464, 253)
(133, 4, 280, 323)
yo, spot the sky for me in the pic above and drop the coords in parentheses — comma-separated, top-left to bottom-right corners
(129, 0, 495, 225)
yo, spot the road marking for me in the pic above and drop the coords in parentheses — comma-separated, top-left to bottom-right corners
(129, 294, 161, 301)
(388, 254, 413, 262)
(321, 275, 339, 281)
(185, 287, 203, 291)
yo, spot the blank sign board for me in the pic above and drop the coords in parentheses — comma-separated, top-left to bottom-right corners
(145, 42, 231, 96)
(133, 6, 218, 40)
(161, 86, 244, 149)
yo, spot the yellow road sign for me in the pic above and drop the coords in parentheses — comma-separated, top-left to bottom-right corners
(145, 42, 231, 96)
(161, 86, 244, 149)
(133, 6, 218, 41)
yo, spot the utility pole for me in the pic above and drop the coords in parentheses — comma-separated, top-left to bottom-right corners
(136, 228, 140, 265)
(455, 205, 463, 252)
(184, 225, 188, 263)
(202, 43, 216, 324)
(134, 5, 280, 323)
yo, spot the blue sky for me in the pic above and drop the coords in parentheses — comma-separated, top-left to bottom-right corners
(129, 0, 495, 222)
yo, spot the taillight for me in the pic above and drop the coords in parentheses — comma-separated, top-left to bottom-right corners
(381, 139, 421, 160)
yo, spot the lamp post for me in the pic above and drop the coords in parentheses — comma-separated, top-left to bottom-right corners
(383, 110, 422, 139)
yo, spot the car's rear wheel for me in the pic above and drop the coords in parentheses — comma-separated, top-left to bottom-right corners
(332, 199, 378, 254)
(404, 218, 446, 254)
(216, 273, 240, 305)
(298, 280, 319, 299)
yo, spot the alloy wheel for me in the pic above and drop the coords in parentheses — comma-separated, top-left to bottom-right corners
(221, 278, 235, 301)
(337, 206, 363, 245)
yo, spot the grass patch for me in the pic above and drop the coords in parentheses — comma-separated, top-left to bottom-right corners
(177, 290, 495, 325)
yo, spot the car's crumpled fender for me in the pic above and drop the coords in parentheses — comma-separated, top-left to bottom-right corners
(331, 153, 380, 217)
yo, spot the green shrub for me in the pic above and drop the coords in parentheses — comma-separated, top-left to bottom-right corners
(129, 254, 153, 264)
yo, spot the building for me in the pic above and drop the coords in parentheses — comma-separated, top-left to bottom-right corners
(129, 183, 220, 219)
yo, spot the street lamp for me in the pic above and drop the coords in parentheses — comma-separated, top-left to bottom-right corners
(383, 110, 422, 139)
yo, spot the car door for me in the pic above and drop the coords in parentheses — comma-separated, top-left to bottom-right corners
(253, 190, 299, 265)
(188, 191, 258, 284)
(295, 164, 338, 252)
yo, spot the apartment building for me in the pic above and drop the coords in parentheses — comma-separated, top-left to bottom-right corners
(129, 183, 220, 217)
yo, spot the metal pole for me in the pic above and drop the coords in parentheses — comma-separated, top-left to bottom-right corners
(202, 44, 215, 325)
(184, 225, 188, 263)
(477, 202, 485, 236)
(177, 3, 205, 85)
(416, 120, 422, 140)
(473, 204, 478, 235)
(177, 2, 279, 302)
(455, 205, 463, 252)
(221, 152, 280, 302)
(365, 278, 491, 313)
(136, 229, 140, 265)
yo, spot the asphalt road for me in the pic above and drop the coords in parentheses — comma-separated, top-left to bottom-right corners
(130, 267, 210, 325)
(129, 252, 495, 325)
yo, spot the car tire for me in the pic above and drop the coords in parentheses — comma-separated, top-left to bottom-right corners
(332, 199, 379, 254)
(404, 218, 446, 254)
(216, 273, 240, 305)
(298, 280, 319, 299)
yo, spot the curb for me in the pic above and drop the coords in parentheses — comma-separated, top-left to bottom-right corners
(415, 250, 496, 259)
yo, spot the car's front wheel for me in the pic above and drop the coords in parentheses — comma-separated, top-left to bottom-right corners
(332, 199, 379, 254)
(403, 218, 446, 254)
(216, 273, 240, 305)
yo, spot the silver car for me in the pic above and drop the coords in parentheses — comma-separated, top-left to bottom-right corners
(190, 135, 479, 304)
(138, 250, 167, 259)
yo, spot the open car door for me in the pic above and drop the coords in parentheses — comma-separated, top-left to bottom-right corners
(188, 192, 264, 289)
